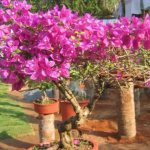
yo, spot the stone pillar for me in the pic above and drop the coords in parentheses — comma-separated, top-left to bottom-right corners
(39, 114, 55, 143)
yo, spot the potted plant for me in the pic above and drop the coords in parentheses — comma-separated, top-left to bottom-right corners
(23, 80, 59, 143)
(60, 80, 89, 121)
(27, 81, 59, 115)
(21, 80, 59, 143)
(0, 0, 150, 149)
(34, 84, 59, 144)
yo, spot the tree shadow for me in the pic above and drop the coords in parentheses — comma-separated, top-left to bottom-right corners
(0, 101, 32, 110)
(0, 131, 33, 149)
(0, 105, 38, 125)
(0, 91, 33, 112)
(0, 107, 38, 148)
(8, 93, 34, 111)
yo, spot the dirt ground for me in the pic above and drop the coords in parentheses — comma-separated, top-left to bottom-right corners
(0, 89, 150, 150)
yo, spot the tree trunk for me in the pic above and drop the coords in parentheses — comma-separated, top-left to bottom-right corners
(39, 114, 55, 143)
(58, 107, 90, 149)
(134, 88, 141, 117)
(117, 81, 136, 138)
(54, 79, 102, 149)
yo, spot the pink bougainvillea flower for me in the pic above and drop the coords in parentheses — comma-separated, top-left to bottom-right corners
(12, 79, 25, 91)
(145, 79, 150, 87)
(132, 39, 141, 50)
(0, 0, 150, 90)
(73, 139, 80, 145)
(6, 39, 19, 51)
(25, 55, 56, 80)
(48, 69, 60, 80)
(1, 0, 11, 7)
(0, 69, 9, 79)
(144, 40, 150, 49)
(37, 35, 51, 50)
(115, 71, 123, 80)
(110, 54, 118, 62)
(60, 62, 70, 78)
(122, 35, 132, 49)
(12, 0, 32, 10)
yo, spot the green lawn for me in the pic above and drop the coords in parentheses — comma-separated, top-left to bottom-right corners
(0, 82, 34, 139)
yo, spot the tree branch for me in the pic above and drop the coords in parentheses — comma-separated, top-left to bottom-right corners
(53, 80, 81, 114)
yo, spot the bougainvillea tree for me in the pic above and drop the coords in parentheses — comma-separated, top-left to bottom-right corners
(0, 0, 150, 149)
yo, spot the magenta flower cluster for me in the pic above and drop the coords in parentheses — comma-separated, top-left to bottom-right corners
(0, 0, 150, 90)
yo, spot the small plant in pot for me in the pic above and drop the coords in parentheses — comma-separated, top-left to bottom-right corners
(30, 81, 59, 115)
(26, 80, 59, 144)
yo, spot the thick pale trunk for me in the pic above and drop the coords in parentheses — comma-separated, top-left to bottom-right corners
(117, 82, 136, 138)
(134, 88, 141, 117)
(39, 114, 55, 143)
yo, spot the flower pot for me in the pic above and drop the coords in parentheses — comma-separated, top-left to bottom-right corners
(27, 138, 98, 150)
(75, 138, 98, 150)
(34, 99, 59, 143)
(60, 100, 89, 121)
(27, 143, 59, 150)
(33, 99, 59, 115)
(134, 84, 145, 88)
(134, 81, 145, 88)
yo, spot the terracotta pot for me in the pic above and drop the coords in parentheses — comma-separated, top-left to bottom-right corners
(79, 138, 98, 150)
(27, 138, 98, 150)
(110, 70, 131, 78)
(134, 81, 145, 88)
(134, 84, 145, 88)
(92, 139, 99, 150)
(60, 100, 89, 121)
(33, 99, 59, 115)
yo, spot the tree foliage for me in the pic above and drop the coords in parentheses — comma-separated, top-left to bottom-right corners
(27, 0, 119, 18)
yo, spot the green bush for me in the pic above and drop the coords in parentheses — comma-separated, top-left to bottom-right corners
(27, 0, 119, 18)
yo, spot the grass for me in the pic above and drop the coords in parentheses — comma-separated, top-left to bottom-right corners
(0, 82, 34, 139)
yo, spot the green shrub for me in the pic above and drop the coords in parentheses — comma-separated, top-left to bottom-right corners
(27, 0, 119, 18)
